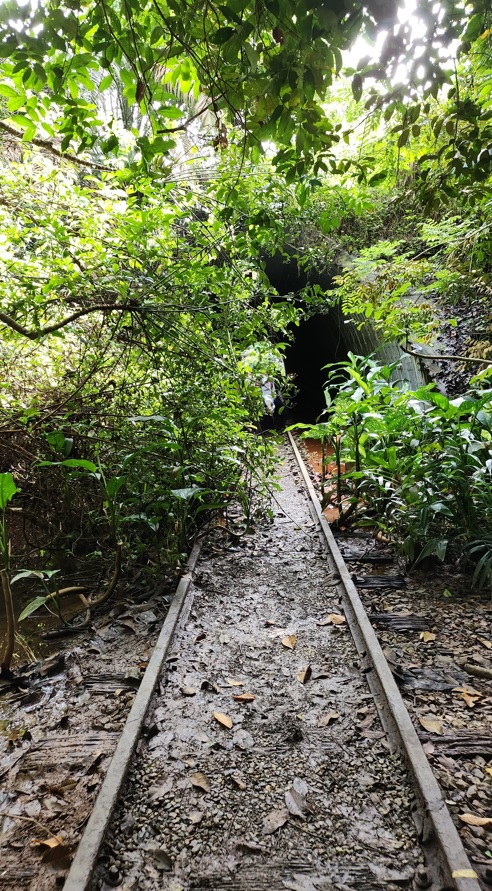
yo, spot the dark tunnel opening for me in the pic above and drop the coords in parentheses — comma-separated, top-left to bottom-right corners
(285, 314, 349, 422)
(263, 252, 350, 423)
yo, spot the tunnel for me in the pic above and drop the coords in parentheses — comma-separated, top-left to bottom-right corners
(263, 251, 350, 423)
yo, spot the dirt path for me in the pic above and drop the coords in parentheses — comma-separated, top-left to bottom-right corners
(94, 448, 423, 890)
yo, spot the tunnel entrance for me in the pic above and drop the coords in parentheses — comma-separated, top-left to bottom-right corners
(263, 251, 350, 424)
(284, 314, 348, 423)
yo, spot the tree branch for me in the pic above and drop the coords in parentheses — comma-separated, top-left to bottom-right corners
(0, 300, 212, 341)
(157, 101, 214, 134)
(402, 344, 492, 366)
(0, 303, 138, 340)
(0, 122, 115, 172)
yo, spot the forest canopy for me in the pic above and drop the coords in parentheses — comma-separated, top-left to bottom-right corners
(0, 0, 489, 181)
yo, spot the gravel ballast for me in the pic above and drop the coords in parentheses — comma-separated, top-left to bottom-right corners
(93, 449, 424, 891)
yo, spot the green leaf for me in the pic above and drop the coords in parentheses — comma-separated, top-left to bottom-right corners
(99, 73, 113, 91)
(11, 569, 59, 584)
(397, 128, 409, 148)
(0, 84, 18, 98)
(22, 122, 36, 141)
(18, 595, 49, 622)
(39, 458, 98, 472)
(102, 133, 119, 153)
(433, 117, 443, 138)
(46, 432, 73, 456)
(158, 105, 183, 120)
(105, 477, 126, 499)
(170, 486, 204, 500)
(351, 73, 363, 103)
(211, 26, 236, 44)
(7, 95, 26, 112)
(9, 113, 31, 129)
(368, 171, 387, 185)
(61, 459, 98, 472)
(0, 473, 17, 511)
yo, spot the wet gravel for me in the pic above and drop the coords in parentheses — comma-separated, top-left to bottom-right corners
(94, 448, 424, 891)
(336, 533, 492, 880)
(0, 582, 175, 891)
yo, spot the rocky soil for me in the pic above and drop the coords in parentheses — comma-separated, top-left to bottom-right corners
(0, 583, 174, 890)
(297, 438, 492, 884)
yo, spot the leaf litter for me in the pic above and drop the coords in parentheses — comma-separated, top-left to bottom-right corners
(93, 447, 426, 890)
(0, 566, 173, 891)
(337, 518, 492, 872)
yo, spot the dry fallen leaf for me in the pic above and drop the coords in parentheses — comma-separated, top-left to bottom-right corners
(453, 685, 482, 696)
(418, 716, 443, 735)
(194, 632, 207, 643)
(297, 666, 312, 684)
(262, 807, 289, 834)
(459, 813, 492, 827)
(145, 845, 173, 870)
(180, 686, 196, 696)
(477, 637, 492, 649)
(461, 692, 480, 708)
(150, 777, 174, 800)
(226, 679, 244, 687)
(213, 711, 233, 729)
(281, 634, 297, 650)
(452, 686, 482, 708)
(485, 767, 492, 778)
(190, 771, 210, 792)
(230, 774, 247, 790)
(360, 729, 385, 740)
(324, 613, 347, 625)
(318, 710, 340, 727)
(420, 631, 436, 643)
(31, 836, 64, 849)
(233, 692, 256, 702)
(285, 778, 309, 818)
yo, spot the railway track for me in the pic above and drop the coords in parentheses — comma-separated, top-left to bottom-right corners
(61, 435, 485, 891)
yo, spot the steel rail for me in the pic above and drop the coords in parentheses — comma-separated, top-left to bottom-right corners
(63, 541, 201, 891)
(62, 437, 483, 891)
(287, 430, 482, 891)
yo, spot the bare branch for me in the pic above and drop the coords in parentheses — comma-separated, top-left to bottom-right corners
(0, 300, 213, 341)
(157, 101, 214, 134)
(0, 303, 137, 340)
(0, 122, 115, 172)
(402, 344, 492, 366)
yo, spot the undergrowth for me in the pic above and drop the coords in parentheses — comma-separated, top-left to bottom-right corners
(292, 354, 492, 596)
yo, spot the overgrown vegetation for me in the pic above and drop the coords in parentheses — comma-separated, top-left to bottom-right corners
(295, 354, 492, 594)
(3, 0, 492, 667)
